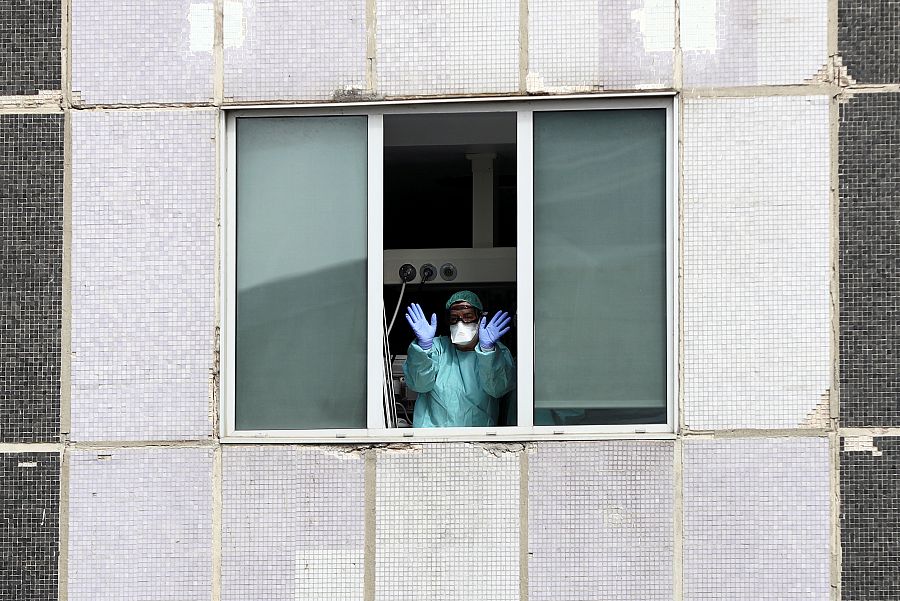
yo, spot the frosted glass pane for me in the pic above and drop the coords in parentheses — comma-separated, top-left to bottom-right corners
(236, 116, 367, 430)
(534, 109, 667, 425)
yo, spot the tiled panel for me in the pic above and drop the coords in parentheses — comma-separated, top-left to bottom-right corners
(222, 447, 365, 601)
(683, 96, 831, 430)
(71, 110, 215, 441)
(224, 0, 367, 102)
(0, 453, 59, 601)
(684, 438, 831, 601)
(0, 0, 61, 95)
(528, 442, 673, 601)
(376, 444, 519, 601)
(682, 0, 828, 87)
(838, 0, 900, 84)
(841, 436, 900, 600)
(0, 114, 62, 443)
(71, 0, 213, 104)
(376, 0, 519, 96)
(840, 93, 900, 427)
(528, 0, 674, 91)
(68, 448, 213, 601)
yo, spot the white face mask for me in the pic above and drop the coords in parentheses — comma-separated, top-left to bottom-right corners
(449, 321, 478, 345)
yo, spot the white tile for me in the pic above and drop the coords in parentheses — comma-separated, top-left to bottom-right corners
(68, 448, 213, 601)
(72, 0, 214, 104)
(683, 438, 831, 600)
(683, 96, 831, 430)
(71, 110, 216, 441)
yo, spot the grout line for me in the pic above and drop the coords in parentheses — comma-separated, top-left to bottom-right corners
(60, 107, 72, 440)
(518, 0, 528, 94)
(60, 0, 72, 110)
(211, 445, 223, 601)
(213, 0, 224, 104)
(64, 440, 219, 449)
(57, 447, 69, 601)
(843, 84, 900, 93)
(672, 0, 682, 91)
(840, 428, 900, 437)
(829, 90, 841, 423)
(676, 87, 685, 435)
(365, 0, 377, 94)
(682, 428, 831, 438)
(682, 84, 839, 98)
(363, 449, 377, 601)
(829, 431, 842, 601)
(0, 105, 64, 113)
(0, 444, 64, 453)
(519, 446, 529, 601)
(673, 438, 683, 601)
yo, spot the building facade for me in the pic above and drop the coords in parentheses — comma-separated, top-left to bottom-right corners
(1, 0, 898, 599)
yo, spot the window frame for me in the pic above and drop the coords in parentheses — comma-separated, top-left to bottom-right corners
(221, 93, 679, 443)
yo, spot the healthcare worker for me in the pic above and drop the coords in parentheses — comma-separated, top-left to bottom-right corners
(403, 291, 516, 427)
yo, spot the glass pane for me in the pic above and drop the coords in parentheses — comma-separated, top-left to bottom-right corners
(236, 116, 368, 430)
(533, 109, 667, 425)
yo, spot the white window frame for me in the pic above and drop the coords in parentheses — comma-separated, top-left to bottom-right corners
(220, 93, 678, 443)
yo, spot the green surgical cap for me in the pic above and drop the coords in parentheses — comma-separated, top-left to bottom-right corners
(445, 290, 483, 311)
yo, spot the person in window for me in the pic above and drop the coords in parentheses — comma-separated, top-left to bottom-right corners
(403, 291, 516, 427)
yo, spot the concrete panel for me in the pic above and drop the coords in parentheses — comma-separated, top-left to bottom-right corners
(683, 96, 831, 430)
(682, 0, 828, 87)
(528, 441, 674, 601)
(839, 93, 900, 427)
(375, 443, 519, 601)
(0, 453, 59, 600)
(376, 0, 519, 96)
(224, 0, 367, 102)
(71, 110, 215, 441)
(683, 438, 831, 601)
(528, 0, 674, 91)
(68, 448, 213, 601)
(222, 446, 365, 601)
(0, 114, 63, 443)
(71, 0, 214, 104)
(0, 0, 61, 95)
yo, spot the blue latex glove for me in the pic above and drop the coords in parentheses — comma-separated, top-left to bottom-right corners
(405, 303, 437, 350)
(479, 310, 512, 351)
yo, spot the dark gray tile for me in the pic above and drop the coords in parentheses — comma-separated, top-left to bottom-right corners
(839, 93, 900, 427)
(0, 0, 61, 95)
(0, 453, 59, 601)
(838, 0, 900, 84)
(0, 114, 63, 443)
(841, 437, 900, 600)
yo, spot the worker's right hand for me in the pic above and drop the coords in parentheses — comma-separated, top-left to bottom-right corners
(405, 303, 437, 350)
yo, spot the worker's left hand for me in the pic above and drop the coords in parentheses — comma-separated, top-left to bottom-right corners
(479, 310, 512, 351)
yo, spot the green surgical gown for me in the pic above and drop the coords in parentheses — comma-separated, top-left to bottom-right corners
(403, 336, 516, 427)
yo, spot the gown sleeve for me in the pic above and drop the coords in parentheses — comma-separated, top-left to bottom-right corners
(474, 341, 516, 398)
(403, 339, 442, 393)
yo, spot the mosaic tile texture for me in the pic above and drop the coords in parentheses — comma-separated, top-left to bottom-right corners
(528, 0, 674, 91)
(376, 444, 519, 601)
(0, 0, 61, 95)
(71, 0, 214, 104)
(841, 436, 900, 601)
(684, 438, 831, 600)
(68, 448, 213, 601)
(376, 0, 519, 96)
(224, 0, 367, 102)
(222, 447, 365, 601)
(0, 453, 59, 601)
(0, 114, 63, 443)
(683, 96, 831, 430)
(528, 442, 673, 601)
(71, 110, 215, 441)
(838, 0, 900, 84)
(682, 0, 829, 87)
(840, 93, 900, 427)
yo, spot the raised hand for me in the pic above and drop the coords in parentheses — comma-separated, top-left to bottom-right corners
(478, 310, 512, 351)
(405, 303, 438, 350)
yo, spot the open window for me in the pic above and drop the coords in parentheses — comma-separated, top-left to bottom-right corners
(223, 96, 676, 440)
